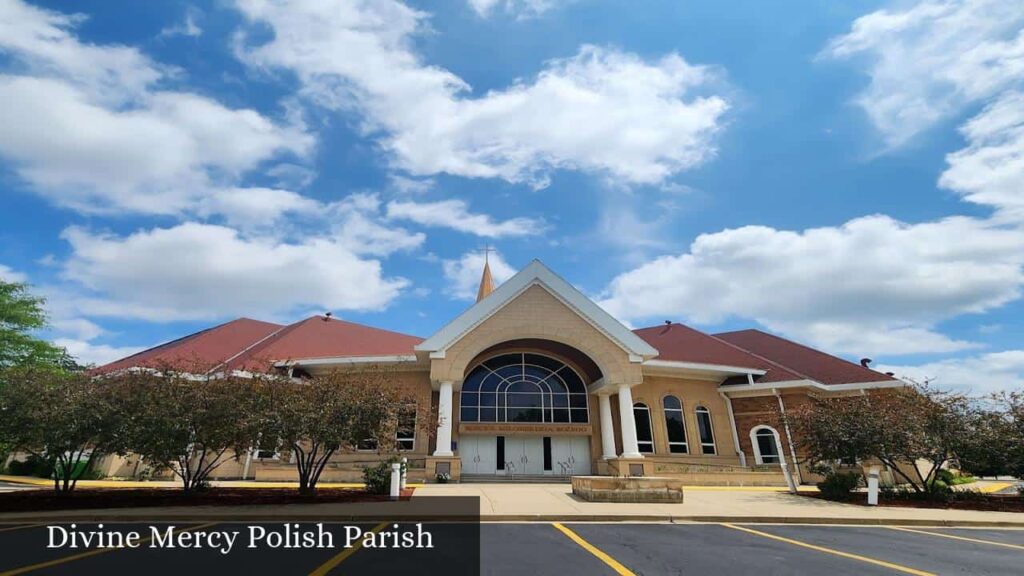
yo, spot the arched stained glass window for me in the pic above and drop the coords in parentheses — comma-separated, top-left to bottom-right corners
(459, 353, 589, 423)
(662, 396, 688, 454)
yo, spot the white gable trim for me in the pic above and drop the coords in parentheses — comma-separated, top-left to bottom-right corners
(416, 259, 659, 359)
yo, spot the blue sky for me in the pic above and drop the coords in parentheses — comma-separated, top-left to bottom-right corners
(0, 0, 1022, 393)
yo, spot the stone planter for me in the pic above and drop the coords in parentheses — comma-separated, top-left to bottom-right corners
(571, 476, 684, 503)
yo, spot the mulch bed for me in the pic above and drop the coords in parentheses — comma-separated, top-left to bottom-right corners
(0, 487, 415, 513)
(798, 492, 1024, 513)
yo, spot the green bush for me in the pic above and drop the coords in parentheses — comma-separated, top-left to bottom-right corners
(56, 460, 102, 481)
(362, 458, 402, 495)
(817, 471, 861, 501)
(936, 469, 975, 485)
(6, 455, 53, 478)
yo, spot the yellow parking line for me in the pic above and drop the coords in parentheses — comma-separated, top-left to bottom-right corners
(889, 526, 1024, 551)
(0, 524, 40, 534)
(721, 523, 935, 576)
(0, 522, 219, 576)
(552, 522, 635, 576)
(308, 522, 388, 576)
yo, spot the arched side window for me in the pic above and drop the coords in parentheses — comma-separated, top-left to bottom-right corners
(633, 402, 654, 453)
(662, 396, 688, 454)
(695, 405, 716, 455)
(750, 425, 783, 465)
(459, 353, 589, 423)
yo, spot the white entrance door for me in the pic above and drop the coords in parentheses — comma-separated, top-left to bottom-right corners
(460, 435, 499, 475)
(551, 437, 591, 475)
(503, 436, 544, 475)
(460, 435, 479, 474)
(460, 435, 589, 476)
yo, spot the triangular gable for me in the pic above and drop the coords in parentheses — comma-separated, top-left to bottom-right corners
(416, 259, 659, 360)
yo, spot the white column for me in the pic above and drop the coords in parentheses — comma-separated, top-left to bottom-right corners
(434, 381, 454, 457)
(617, 384, 643, 458)
(598, 394, 616, 460)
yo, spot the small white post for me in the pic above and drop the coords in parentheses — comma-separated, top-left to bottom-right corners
(400, 457, 408, 490)
(390, 463, 402, 500)
(781, 461, 798, 494)
(867, 465, 880, 506)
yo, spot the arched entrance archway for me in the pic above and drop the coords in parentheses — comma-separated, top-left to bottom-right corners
(458, 342, 598, 478)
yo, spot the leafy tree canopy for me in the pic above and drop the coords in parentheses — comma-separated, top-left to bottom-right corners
(0, 280, 72, 370)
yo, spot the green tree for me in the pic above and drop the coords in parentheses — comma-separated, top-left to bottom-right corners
(116, 369, 267, 492)
(956, 392, 1024, 479)
(0, 280, 68, 369)
(0, 368, 125, 492)
(264, 368, 419, 495)
(785, 383, 971, 495)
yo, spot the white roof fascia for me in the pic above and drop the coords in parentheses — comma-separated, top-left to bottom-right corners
(719, 379, 906, 394)
(643, 359, 767, 376)
(415, 259, 659, 359)
(274, 354, 419, 368)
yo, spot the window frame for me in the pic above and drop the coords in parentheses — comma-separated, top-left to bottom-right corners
(254, 433, 281, 460)
(396, 404, 417, 452)
(695, 405, 717, 455)
(750, 425, 784, 465)
(661, 395, 689, 454)
(633, 402, 655, 454)
(459, 352, 590, 424)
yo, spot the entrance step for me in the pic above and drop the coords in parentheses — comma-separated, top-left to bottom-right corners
(460, 474, 572, 484)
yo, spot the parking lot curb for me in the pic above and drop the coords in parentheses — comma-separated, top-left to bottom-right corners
(2, 512, 1023, 527)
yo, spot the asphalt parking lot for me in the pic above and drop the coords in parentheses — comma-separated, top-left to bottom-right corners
(0, 521, 1021, 575)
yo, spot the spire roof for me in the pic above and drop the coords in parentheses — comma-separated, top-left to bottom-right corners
(476, 260, 495, 302)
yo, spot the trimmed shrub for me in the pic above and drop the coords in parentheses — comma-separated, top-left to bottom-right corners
(817, 471, 860, 501)
(363, 458, 401, 494)
(6, 455, 53, 478)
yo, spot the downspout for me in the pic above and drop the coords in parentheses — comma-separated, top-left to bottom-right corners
(242, 433, 260, 481)
(774, 390, 803, 485)
(719, 391, 747, 467)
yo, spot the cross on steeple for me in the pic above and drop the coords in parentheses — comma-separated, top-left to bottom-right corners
(479, 244, 495, 263)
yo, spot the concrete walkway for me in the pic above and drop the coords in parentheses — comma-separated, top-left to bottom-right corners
(415, 482, 1024, 525)
(2, 483, 1022, 526)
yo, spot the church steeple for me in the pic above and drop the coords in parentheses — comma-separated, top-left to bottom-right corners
(476, 246, 496, 302)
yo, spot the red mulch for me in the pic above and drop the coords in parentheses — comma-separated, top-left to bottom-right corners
(798, 492, 1024, 513)
(0, 487, 416, 513)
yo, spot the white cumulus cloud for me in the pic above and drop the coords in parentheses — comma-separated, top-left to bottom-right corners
(878, 350, 1024, 395)
(468, 0, 566, 19)
(386, 198, 544, 237)
(442, 250, 516, 300)
(599, 215, 1024, 357)
(234, 0, 728, 188)
(0, 0, 313, 215)
(60, 223, 412, 322)
(940, 91, 1024, 222)
(823, 0, 1024, 148)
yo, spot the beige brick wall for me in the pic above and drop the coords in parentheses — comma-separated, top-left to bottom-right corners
(430, 284, 643, 387)
(628, 375, 742, 464)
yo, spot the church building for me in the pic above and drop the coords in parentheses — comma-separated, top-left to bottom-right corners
(96, 260, 902, 485)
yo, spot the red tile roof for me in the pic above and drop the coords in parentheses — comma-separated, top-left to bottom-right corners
(632, 322, 802, 383)
(94, 318, 284, 374)
(713, 329, 898, 385)
(231, 315, 423, 371)
(95, 316, 423, 374)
